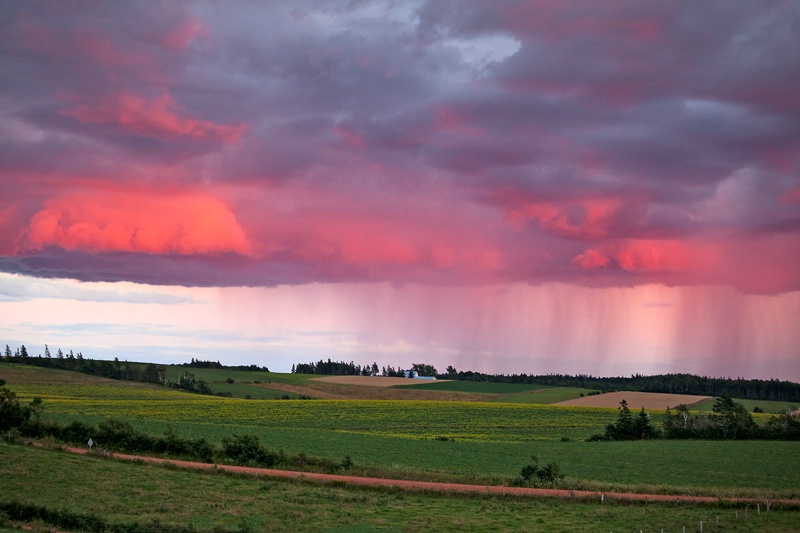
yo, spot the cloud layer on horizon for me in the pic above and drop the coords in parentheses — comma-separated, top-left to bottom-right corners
(1, 1, 799, 294)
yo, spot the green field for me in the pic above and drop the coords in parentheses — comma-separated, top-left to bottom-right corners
(2, 444, 798, 533)
(692, 397, 797, 414)
(3, 364, 799, 497)
(492, 387, 596, 404)
(396, 380, 596, 404)
(163, 366, 320, 386)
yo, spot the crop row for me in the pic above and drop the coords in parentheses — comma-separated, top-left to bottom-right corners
(23, 391, 615, 442)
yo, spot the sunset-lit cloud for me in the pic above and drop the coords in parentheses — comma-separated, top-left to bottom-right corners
(0, 1, 798, 377)
(22, 190, 252, 256)
(60, 92, 245, 144)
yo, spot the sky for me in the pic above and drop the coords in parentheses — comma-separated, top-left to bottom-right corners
(1, 1, 799, 380)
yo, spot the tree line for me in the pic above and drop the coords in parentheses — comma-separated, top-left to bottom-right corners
(292, 358, 800, 402)
(3, 343, 166, 385)
(292, 359, 439, 377)
(447, 371, 800, 402)
(181, 358, 270, 372)
(597, 393, 799, 441)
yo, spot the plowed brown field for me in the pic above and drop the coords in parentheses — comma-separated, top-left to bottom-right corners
(555, 391, 710, 410)
(312, 376, 446, 387)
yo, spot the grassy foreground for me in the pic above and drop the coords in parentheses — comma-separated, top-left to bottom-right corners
(2, 443, 798, 533)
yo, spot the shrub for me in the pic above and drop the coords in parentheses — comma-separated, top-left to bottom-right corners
(221, 434, 278, 467)
(514, 454, 563, 486)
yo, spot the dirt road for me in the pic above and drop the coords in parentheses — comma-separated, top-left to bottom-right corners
(55, 445, 799, 508)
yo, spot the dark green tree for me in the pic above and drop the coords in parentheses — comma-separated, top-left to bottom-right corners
(0, 380, 39, 432)
(634, 407, 657, 439)
(712, 392, 755, 439)
(605, 399, 636, 440)
(411, 363, 437, 377)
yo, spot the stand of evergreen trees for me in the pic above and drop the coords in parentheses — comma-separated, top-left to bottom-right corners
(1, 346, 269, 392)
(180, 358, 270, 372)
(2, 344, 166, 385)
(597, 394, 800, 441)
(292, 359, 440, 378)
(293, 359, 380, 376)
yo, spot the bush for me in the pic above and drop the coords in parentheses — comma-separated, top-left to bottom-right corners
(341, 454, 354, 470)
(514, 454, 563, 486)
(221, 434, 279, 467)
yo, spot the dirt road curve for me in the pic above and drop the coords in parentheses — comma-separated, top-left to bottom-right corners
(55, 445, 798, 507)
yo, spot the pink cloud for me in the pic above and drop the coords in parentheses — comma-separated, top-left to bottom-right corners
(23, 190, 252, 256)
(573, 239, 719, 274)
(508, 196, 624, 239)
(571, 248, 610, 269)
(780, 187, 800, 204)
(233, 185, 505, 278)
(60, 92, 246, 144)
(161, 16, 210, 51)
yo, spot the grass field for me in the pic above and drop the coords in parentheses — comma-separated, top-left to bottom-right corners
(691, 397, 797, 414)
(163, 366, 320, 386)
(2, 444, 798, 533)
(3, 364, 798, 498)
(394, 380, 595, 404)
(494, 387, 596, 404)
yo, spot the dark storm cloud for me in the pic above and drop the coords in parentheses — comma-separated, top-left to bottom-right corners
(0, 0, 798, 292)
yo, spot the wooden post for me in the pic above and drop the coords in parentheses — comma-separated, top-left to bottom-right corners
(758, 503, 760, 515)
(746, 507, 748, 520)
(735, 510, 738, 522)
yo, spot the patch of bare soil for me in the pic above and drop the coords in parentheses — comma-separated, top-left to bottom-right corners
(555, 391, 711, 410)
(313, 376, 446, 387)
